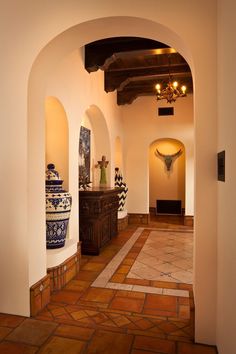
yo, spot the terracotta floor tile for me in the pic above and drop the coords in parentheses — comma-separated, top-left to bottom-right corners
(70, 310, 88, 320)
(81, 287, 115, 303)
(64, 279, 91, 291)
(179, 305, 190, 319)
(76, 270, 100, 281)
(157, 320, 180, 333)
(144, 294, 178, 312)
(133, 335, 175, 354)
(49, 307, 67, 317)
(0, 341, 38, 354)
(0, 314, 25, 328)
(54, 324, 94, 340)
(6, 318, 57, 346)
(179, 297, 190, 305)
(122, 258, 135, 266)
(143, 308, 177, 317)
(81, 262, 106, 272)
(135, 318, 154, 330)
(151, 281, 178, 289)
(124, 278, 151, 286)
(86, 329, 133, 354)
(110, 296, 144, 313)
(0, 326, 12, 340)
(127, 252, 139, 259)
(51, 290, 82, 304)
(110, 273, 126, 283)
(115, 290, 146, 299)
(38, 336, 85, 354)
(178, 342, 217, 354)
(112, 315, 131, 327)
(132, 350, 158, 354)
(116, 265, 131, 274)
(92, 312, 109, 324)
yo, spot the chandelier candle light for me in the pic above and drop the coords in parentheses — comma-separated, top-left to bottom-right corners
(156, 56, 187, 104)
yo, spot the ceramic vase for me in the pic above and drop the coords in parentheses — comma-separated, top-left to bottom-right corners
(45, 164, 72, 249)
(114, 168, 128, 211)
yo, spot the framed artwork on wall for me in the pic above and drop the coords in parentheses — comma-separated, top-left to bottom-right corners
(79, 126, 91, 186)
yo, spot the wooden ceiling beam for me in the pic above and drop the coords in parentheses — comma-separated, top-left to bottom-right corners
(105, 63, 191, 92)
(85, 37, 168, 72)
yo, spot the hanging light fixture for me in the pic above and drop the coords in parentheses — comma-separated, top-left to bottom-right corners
(155, 55, 187, 104)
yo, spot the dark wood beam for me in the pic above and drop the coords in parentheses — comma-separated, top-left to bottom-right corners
(85, 37, 168, 72)
(105, 63, 191, 92)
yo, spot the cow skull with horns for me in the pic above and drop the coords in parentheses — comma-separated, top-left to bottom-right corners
(155, 149, 182, 171)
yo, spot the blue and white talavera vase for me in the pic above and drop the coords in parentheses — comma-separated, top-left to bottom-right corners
(45, 164, 72, 249)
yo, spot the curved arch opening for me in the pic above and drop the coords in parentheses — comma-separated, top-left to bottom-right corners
(45, 96, 69, 189)
(149, 138, 185, 214)
(85, 105, 111, 187)
(27, 13, 195, 291)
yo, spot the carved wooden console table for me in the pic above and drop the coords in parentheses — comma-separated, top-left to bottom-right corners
(79, 188, 120, 255)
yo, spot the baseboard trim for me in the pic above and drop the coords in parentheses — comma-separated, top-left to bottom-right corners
(184, 215, 194, 227)
(30, 242, 81, 316)
(128, 213, 150, 225)
(118, 215, 128, 231)
(30, 274, 50, 317)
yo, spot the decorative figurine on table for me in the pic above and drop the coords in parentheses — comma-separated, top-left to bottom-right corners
(79, 165, 91, 190)
(114, 167, 128, 211)
(96, 155, 109, 187)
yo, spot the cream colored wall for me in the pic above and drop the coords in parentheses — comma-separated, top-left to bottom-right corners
(122, 95, 193, 215)
(45, 96, 69, 190)
(149, 139, 185, 210)
(1, 0, 218, 345)
(217, 1, 236, 353)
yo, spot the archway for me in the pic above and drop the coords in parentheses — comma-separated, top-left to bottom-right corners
(22, 15, 216, 344)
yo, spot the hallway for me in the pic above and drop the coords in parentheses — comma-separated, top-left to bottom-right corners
(0, 220, 217, 353)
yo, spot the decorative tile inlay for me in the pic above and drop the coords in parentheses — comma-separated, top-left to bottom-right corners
(127, 230, 193, 284)
(91, 227, 192, 298)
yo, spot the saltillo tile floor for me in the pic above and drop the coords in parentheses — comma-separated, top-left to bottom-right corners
(0, 220, 217, 353)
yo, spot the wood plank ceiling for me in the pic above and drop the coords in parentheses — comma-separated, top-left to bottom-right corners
(85, 37, 192, 105)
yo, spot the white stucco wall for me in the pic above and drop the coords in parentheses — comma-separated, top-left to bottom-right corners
(217, 1, 236, 353)
(1, 0, 218, 346)
(122, 95, 194, 215)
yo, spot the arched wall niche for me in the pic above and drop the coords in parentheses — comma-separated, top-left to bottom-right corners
(45, 96, 69, 190)
(25, 15, 217, 345)
(149, 138, 185, 211)
(85, 105, 111, 187)
(115, 136, 123, 172)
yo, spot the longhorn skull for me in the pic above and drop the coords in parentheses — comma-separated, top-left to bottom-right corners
(156, 149, 182, 171)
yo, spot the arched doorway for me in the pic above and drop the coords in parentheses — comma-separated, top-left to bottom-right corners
(9, 15, 215, 344)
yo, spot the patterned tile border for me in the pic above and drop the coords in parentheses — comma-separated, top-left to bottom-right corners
(91, 227, 191, 298)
